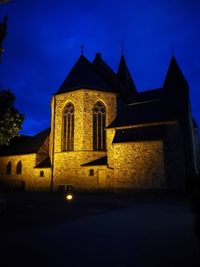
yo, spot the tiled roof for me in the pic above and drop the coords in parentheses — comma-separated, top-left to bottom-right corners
(0, 128, 50, 156)
(113, 125, 164, 143)
(81, 156, 107, 166)
(56, 55, 113, 94)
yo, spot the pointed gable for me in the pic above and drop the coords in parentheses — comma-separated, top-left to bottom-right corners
(93, 53, 135, 102)
(117, 54, 137, 95)
(57, 55, 113, 94)
(93, 53, 121, 93)
(163, 56, 189, 91)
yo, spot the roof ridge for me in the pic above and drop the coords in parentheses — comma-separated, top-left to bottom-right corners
(56, 54, 113, 94)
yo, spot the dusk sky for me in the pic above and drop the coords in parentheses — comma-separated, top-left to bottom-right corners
(0, 0, 200, 136)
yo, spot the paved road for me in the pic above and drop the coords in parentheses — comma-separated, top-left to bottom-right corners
(1, 196, 200, 267)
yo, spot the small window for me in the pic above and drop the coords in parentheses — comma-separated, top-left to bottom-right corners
(39, 170, 44, 177)
(89, 169, 94, 176)
(16, 161, 22, 174)
(6, 161, 12, 175)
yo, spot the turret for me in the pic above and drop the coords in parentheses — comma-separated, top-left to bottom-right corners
(163, 55, 189, 115)
(117, 54, 137, 98)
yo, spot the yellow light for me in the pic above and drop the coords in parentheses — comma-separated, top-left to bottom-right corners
(66, 194, 73, 201)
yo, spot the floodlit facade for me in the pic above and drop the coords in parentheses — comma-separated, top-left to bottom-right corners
(0, 53, 199, 192)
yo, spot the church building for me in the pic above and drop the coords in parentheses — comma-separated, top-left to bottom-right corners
(0, 52, 199, 192)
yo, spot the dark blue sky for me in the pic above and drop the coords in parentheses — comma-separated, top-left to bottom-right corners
(0, 0, 200, 136)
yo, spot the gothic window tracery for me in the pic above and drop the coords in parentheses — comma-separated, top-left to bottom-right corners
(93, 101, 106, 151)
(63, 102, 74, 151)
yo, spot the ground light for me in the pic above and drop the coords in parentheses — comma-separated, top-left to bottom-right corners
(65, 185, 74, 202)
(65, 193, 73, 201)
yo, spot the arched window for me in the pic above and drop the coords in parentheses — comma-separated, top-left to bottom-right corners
(39, 171, 44, 177)
(93, 101, 106, 151)
(16, 161, 22, 174)
(63, 102, 74, 151)
(89, 169, 94, 176)
(6, 161, 12, 175)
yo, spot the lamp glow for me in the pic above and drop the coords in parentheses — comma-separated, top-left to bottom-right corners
(66, 194, 73, 200)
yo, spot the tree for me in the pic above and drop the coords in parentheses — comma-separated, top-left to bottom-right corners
(0, 16, 7, 54)
(0, 89, 24, 145)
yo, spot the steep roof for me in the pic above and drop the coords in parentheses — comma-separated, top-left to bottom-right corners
(163, 56, 189, 91)
(34, 156, 51, 168)
(117, 54, 137, 96)
(93, 53, 135, 102)
(57, 55, 113, 94)
(81, 156, 107, 166)
(0, 128, 50, 156)
(113, 125, 164, 143)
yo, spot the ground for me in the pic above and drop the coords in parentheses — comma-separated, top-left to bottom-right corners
(0, 192, 200, 267)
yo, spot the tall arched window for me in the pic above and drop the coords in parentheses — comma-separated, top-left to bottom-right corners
(63, 102, 74, 151)
(93, 101, 106, 151)
(16, 161, 22, 174)
(6, 161, 12, 175)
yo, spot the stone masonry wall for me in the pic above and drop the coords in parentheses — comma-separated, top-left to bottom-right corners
(112, 140, 165, 189)
(0, 154, 51, 191)
(51, 89, 117, 191)
(51, 89, 116, 153)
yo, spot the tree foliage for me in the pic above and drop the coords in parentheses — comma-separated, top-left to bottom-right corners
(0, 89, 24, 145)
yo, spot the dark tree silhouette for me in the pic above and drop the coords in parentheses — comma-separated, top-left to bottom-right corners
(0, 89, 24, 145)
(0, 16, 7, 52)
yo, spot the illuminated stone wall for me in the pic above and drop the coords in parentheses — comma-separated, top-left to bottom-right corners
(110, 140, 165, 189)
(51, 89, 117, 191)
(0, 87, 191, 192)
(0, 154, 51, 191)
(54, 164, 109, 191)
(51, 89, 116, 152)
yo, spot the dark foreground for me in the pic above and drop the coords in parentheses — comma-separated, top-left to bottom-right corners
(0, 192, 200, 267)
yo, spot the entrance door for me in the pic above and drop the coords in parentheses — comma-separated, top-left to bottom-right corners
(98, 170, 107, 188)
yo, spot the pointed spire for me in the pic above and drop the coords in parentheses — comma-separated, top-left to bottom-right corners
(93, 52, 137, 102)
(163, 55, 189, 91)
(117, 54, 137, 95)
(93, 52, 125, 95)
